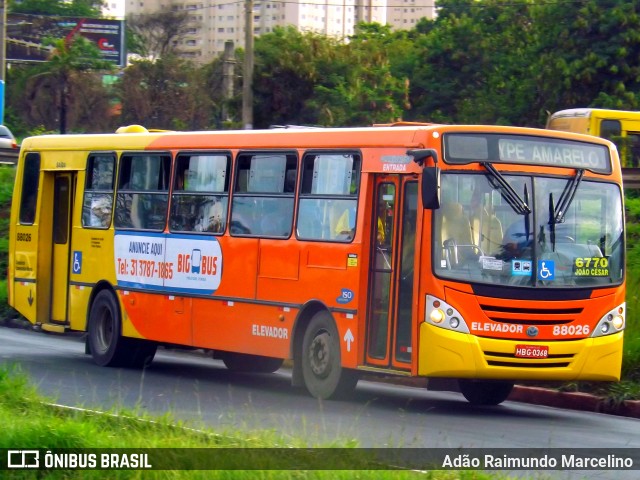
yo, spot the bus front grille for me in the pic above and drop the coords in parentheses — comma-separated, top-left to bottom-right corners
(486, 360, 572, 368)
(479, 304, 583, 326)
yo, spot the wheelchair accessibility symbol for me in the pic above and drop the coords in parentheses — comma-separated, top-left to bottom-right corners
(538, 260, 555, 281)
(72, 251, 82, 274)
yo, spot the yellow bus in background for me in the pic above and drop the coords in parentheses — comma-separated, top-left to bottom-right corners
(547, 108, 640, 167)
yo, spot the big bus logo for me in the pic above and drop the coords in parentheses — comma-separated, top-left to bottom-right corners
(177, 250, 218, 276)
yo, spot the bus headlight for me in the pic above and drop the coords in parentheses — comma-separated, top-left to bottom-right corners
(591, 303, 625, 338)
(425, 295, 470, 333)
(430, 308, 445, 324)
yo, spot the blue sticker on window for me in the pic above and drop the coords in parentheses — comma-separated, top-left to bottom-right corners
(512, 259, 532, 276)
(337, 288, 354, 304)
(538, 260, 555, 280)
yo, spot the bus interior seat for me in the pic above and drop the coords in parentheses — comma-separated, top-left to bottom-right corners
(438, 202, 473, 265)
(471, 207, 503, 255)
(130, 194, 144, 229)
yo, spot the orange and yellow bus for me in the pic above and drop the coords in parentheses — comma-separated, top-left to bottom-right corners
(8, 123, 626, 405)
(547, 108, 640, 167)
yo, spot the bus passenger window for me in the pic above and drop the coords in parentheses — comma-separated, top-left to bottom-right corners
(19, 153, 41, 225)
(82, 154, 115, 228)
(169, 153, 230, 234)
(297, 153, 361, 242)
(115, 154, 171, 231)
(230, 153, 297, 238)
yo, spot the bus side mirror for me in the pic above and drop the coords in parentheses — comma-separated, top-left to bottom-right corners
(422, 166, 440, 209)
(407, 149, 441, 210)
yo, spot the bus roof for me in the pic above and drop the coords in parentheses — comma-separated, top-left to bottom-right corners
(19, 123, 614, 154)
(549, 108, 640, 121)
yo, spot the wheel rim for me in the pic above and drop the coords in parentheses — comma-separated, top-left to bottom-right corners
(308, 331, 332, 379)
(95, 305, 113, 354)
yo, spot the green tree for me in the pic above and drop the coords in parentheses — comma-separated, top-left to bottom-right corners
(253, 24, 410, 127)
(309, 23, 409, 126)
(126, 10, 193, 60)
(253, 26, 335, 127)
(119, 56, 214, 130)
(8, 0, 104, 16)
(22, 36, 113, 133)
(408, 0, 537, 126)
(531, 0, 640, 118)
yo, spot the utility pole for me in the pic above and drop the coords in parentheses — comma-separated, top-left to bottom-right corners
(242, 0, 253, 130)
(221, 40, 235, 124)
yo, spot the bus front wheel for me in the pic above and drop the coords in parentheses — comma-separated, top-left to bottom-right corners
(458, 379, 514, 406)
(301, 311, 358, 399)
(88, 290, 156, 368)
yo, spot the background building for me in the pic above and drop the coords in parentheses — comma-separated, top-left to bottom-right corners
(124, 0, 436, 63)
(103, 0, 126, 18)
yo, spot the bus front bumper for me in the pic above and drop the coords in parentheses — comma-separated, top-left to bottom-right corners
(417, 322, 623, 381)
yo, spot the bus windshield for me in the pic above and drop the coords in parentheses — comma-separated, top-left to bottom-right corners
(433, 172, 624, 288)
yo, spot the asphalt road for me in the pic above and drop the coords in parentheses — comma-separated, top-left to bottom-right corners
(1, 326, 639, 478)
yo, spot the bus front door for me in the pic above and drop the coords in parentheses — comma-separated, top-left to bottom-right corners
(50, 173, 74, 324)
(366, 176, 418, 370)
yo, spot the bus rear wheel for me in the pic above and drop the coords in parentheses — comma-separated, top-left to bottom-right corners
(221, 352, 284, 373)
(301, 311, 358, 400)
(88, 290, 156, 368)
(458, 379, 514, 406)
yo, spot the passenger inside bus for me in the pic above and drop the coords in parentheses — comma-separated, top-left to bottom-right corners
(500, 218, 533, 261)
(331, 201, 356, 240)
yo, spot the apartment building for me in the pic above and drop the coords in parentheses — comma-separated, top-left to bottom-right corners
(387, 0, 435, 29)
(103, 0, 126, 18)
(124, 0, 435, 63)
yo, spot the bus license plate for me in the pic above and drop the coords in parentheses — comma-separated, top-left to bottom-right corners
(515, 345, 549, 359)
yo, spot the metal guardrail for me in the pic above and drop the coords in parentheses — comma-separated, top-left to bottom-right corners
(622, 168, 640, 189)
(0, 148, 19, 165)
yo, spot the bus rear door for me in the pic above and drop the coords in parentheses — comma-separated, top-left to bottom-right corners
(366, 175, 418, 370)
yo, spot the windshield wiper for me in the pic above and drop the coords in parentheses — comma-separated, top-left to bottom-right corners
(552, 169, 584, 224)
(481, 162, 531, 215)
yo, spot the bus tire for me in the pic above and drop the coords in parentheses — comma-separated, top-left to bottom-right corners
(88, 290, 127, 367)
(88, 290, 157, 368)
(458, 379, 514, 406)
(301, 311, 358, 399)
(221, 352, 283, 373)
